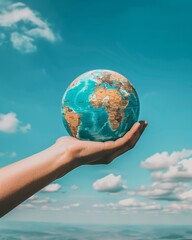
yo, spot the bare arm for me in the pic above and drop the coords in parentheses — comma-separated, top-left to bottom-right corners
(0, 121, 147, 217)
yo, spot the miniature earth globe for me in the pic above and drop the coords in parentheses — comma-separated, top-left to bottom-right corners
(61, 69, 140, 142)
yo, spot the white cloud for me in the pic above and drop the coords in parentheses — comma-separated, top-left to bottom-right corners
(70, 185, 79, 191)
(178, 190, 192, 201)
(140, 150, 192, 197)
(119, 198, 162, 211)
(41, 183, 61, 193)
(152, 158, 192, 182)
(0, 112, 19, 133)
(140, 149, 192, 170)
(92, 174, 127, 193)
(0, 112, 31, 133)
(132, 149, 192, 206)
(91, 200, 162, 213)
(163, 202, 192, 214)
(0, 1, 58, 53)
(119, 198, 145, 207)
(128, 182, 188, 201)
(10, 32, 36, 53)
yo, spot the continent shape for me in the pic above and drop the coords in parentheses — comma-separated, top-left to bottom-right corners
(63, 106, 81, 137)
(90, 87, 129, 130)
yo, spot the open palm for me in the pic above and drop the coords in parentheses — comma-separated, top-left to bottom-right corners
(55, 121, 147, 178)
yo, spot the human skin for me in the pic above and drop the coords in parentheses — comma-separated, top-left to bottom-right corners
(0, 121, 147, 217)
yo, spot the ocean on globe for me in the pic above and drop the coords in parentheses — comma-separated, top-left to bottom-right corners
(61, 69, 140, 142)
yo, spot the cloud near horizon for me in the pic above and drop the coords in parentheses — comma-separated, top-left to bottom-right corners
(127, 149, 192, 202)
(119, 198, 162, 211)
(0, 1, 58, 53)
(141, 149, 192, 183)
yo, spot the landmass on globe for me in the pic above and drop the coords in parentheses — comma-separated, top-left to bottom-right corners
(61, 69, 140, 142)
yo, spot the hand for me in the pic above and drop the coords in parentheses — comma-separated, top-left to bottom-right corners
(55, 121, 148, 178)
(0, 120, 147, 216)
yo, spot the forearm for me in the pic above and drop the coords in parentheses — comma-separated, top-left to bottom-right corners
(0, 143, 76, 217)
(0, 121, 147, 218)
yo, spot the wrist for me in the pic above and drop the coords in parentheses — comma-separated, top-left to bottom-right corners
(50, 141, 81, 180)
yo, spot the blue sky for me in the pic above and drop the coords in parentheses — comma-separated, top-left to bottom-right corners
(0, 0, 192, 224)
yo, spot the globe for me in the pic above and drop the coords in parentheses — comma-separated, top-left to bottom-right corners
(61, 69, 140, 142)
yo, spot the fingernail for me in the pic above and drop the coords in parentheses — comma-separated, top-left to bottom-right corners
(144, 121, 148, 127)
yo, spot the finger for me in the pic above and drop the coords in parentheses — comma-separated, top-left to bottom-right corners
(111, 121, 147, 157)
(115, 121, 147, 148)
(128, 121, 148, 149)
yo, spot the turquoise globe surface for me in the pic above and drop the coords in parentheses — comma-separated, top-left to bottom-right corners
(61, 69, 140, 142)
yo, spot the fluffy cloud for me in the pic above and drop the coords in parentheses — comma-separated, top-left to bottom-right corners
(127, 149, 192, 204)
(119, 198, 162, 211)
(152, 158, 192, 182)
(41, 183, 61, 193)
(119, 198, 145, 207)
(0, 1, 58, 53)
(0, 112, 31, 133)
(177, 190, 192, 201)
(141, 149, 192, 170)
(0, 112, 19, 133)
(92, 174, 127, 193)
(137, 149, 192, 202)
(128, 182, 189, 201)
(163, 202, 192, 214)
